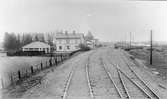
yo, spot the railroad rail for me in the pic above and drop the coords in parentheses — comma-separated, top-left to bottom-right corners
(99, 58, 124, 99)
(86, 61, 94, 98)
(62, 48, 161, 99)
(119, 52, 161, 99)
(85, 51, 99, 99)
(117, 67, 154, 99)
(117, 67, 131, 99)
(62, 51, 95, 99)
(62, 66, 76, 99)
(104, 50, 160, 99)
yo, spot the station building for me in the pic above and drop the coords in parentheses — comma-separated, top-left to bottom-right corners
(22, 41, 51, 53)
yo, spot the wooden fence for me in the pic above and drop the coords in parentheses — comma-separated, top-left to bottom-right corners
(1, 54, 70, 89)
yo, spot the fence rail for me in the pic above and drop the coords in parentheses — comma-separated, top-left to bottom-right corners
(1, 54, 70, 89)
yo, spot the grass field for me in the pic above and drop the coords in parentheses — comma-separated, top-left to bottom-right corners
(0, 53, 50, 76)
(128, 47, 167, 81)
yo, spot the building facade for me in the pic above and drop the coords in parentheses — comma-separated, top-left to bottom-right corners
(85, 32, 99, 49)
(53, 31, 85, 53)
(22, 41, 51, 53)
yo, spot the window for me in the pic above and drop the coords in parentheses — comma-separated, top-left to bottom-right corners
(59, 46, 62, 50)
(75, 46, 79, 49)
(70, 39, 74, 44)
(24, 48, 28, 51)
(29, 48, 33, 51)
(59, 40, 62, 44)
(78, 39, 81, 43)
(34, 48, 39, 51)
(62, 39, 66, 44)
(75, 39, 78, 44)
(66, 39, 70, 44)
(67, 46, 70, 50)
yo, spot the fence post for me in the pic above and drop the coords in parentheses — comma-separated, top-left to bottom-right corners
(64, 54, 66, 60)
(57, 57, 59, 64)
(63, 54, 64, 60)
(49, 59, 52, 66)
(18, 70, 21, 80)
(1, 77, 4, 89)
(31, 66, 33, 74)
(55, 58, 57, 65)
(10, 73, 13, 85)
(46, 61, 47, 68)
(36, 65, 38, 72)
(61, 55, 62, 62)
(41, 62, 43, 70)
(26, 69, 28, 77)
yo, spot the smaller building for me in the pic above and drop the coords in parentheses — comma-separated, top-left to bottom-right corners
(86, 39, 99, 49)
(84, 31, 99, 49)
(22, 41, 51, 53)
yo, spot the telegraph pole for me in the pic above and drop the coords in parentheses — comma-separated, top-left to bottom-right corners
(129, 32, 132, 49)
(150, 30, 153, 65)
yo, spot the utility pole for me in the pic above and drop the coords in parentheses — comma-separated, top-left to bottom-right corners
(150, 30, 153, 65)
(129, 32, 132, 49)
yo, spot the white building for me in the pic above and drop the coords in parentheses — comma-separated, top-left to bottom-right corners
(85, 32, 99, 48)
(86, 39, 99, 48)
(53, 31, 85, 53)
(22, 41, 51, 53)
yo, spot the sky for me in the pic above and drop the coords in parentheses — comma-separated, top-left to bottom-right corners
(0, 0, 167, 42)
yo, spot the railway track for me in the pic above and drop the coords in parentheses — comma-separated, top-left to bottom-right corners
(103, 50, 161, 99)
(86, 55, 94, 99)
(86, 50, 123, 99)
(106, 49, 160, 99)
(117, 65, 155, 99)
(119, 52, 161, 99)
(62, 51, 95, 99)
(100, 58, 130, 99)
(62, 48, 161, 99)
(99, 58, 123, 99)
(62, 62, 77, 99)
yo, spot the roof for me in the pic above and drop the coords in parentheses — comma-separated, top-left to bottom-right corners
(22, 41, 50, 48)
(55, 33, 84, 39)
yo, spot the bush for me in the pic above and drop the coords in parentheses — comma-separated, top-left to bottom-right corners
(79, 43, 90, 51)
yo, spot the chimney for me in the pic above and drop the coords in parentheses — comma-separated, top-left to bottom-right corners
(65, 31, 68, 35)
(73, 30, 76, 34)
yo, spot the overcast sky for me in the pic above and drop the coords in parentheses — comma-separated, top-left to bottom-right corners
(0, 0, 167, 42)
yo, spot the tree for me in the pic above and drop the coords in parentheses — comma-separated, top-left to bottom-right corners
(79, 43, 90, 51)
(40, 34, 45, 42)
(16, 34, 21, 49)
(85, 31, 94, 41)
(3, 32, 18, 51)
(38, 33, 45, 42)
(47, 32, 54, 46)
(21, 33, 33, 46)
(34, 35, 39, 41)
(24, 34, 32, 45)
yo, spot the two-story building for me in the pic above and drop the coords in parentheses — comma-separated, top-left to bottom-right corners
(53, 31, 85, 53)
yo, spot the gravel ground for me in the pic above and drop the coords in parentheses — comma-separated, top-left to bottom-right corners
(88, 49, 119, 99)
(2, 47, 167, 99)
(66, 53, 90, 99)
(21, 51, 92, 99)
